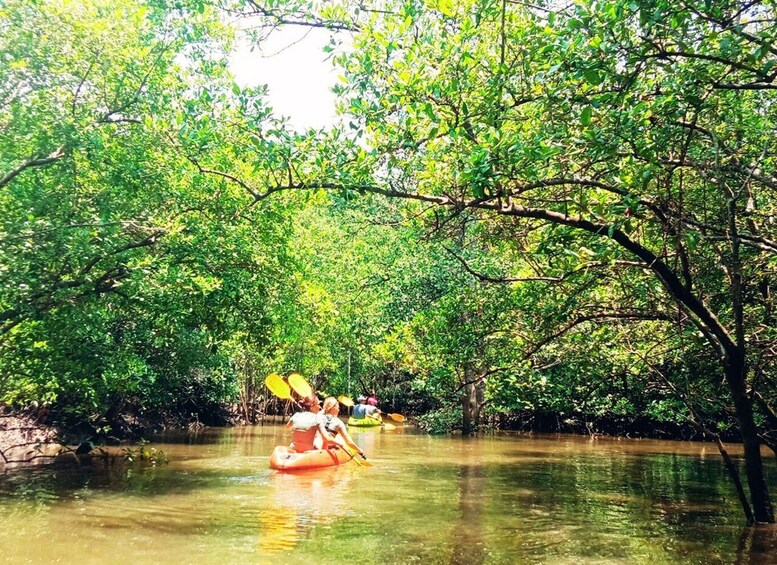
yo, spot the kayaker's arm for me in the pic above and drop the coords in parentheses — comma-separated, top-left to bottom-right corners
(317, 420, 338, 447)
(340, 428, 365, 458)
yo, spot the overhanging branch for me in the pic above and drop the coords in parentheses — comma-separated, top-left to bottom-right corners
(0, 147, 66, 190)
(523, 311, 672, 359)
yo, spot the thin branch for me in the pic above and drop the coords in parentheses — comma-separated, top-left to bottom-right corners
(523, 311, 672, 359)
(647, 49, 772, 80)
(636, 347, 755, 524)
(186, 154, 262, 200)
(72, 59, 97, 116)
(0, 146, 66, 190)
(452, 367, 509, 394)
(243, 1, 359, 32)
(99, 43, 172, 124)
(712, 81, 777, 90)
(681, 0, 777, 58)
(444, 245, 614, 284)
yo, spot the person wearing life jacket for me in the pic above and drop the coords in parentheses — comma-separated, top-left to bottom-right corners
(286, 394, 335, 452)
(320, 397, 366, 460)
(352, 395, 381, 421)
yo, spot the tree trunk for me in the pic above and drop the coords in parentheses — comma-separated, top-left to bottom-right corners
(462, 379, 486, 436)
(462, 382, 476, 436)
(726, 352, 775, 523)
(474, 379, 485, 430)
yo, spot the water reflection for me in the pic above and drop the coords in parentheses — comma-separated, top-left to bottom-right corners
(451, 461, 486, 565)
(1, 427, 775, 564)
(736, 524, 777, 565)
(258, 468, 355, 555)
(258, 506, 298, 553)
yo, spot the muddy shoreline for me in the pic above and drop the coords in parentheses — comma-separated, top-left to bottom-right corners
(0, 403, 742, 469)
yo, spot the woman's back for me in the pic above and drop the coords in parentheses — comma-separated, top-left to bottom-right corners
(289, 410, 320, 452)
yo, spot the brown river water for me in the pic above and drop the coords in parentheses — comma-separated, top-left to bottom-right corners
(1, 423, 776, 564)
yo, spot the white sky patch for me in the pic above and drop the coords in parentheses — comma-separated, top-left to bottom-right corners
(229, 27, 343, 131)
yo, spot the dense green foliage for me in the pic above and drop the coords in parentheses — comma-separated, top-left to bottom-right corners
(0, 0, 298, 423)
(3, 0, 777, 522)
(232, 0, 777, 522)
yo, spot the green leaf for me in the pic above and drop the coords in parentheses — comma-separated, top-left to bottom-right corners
(438, 0, 454, 17)
(568, 18, 583, 30)
(581, 106, 593, 126)
(584, 69, 603, 85)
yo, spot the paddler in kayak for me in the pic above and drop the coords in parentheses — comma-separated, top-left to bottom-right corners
(286, 394, 335, 452)
(352, 395, 381, 423)
(321, 397, 366, 460)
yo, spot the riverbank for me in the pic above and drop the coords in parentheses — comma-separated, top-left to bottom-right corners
(1, 401, 741, 470)
(0, 400, 267, 468)
(0, 408, 61, 466)
(491, 410, 738, 442)
(0, 404, 198, 468)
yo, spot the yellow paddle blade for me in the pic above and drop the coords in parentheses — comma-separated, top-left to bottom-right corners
(287, 373, 313, 398)
(347, 447, 373, 467)
(336, 440, 372, 466)
(265, 373, 292, 400)
(345, 446, 364, 467)
(387, 413, 405, 422)
(338, 395, 354, 407)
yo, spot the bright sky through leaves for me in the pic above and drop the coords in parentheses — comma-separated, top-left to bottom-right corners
(229, 27, 340, 130)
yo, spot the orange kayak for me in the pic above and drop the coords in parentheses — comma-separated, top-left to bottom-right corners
(269, 445, 352, 471)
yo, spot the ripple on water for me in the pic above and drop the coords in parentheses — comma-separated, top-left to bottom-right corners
(0, 427, 767, 565)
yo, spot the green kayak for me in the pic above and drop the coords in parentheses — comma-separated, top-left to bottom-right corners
(348, 416, 383, 427)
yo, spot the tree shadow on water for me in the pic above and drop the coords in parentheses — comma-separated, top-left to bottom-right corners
(736, 525, 777, 565)
(450, 463, 487, 565)
(0, 455, 270, 508)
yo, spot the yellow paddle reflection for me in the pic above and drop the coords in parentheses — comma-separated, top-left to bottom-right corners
(257, 469, 354, 556)
(257, 507, 298, 554)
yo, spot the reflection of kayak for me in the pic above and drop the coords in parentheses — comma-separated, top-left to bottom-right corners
(269, 445, 352, 471)
(348, 416, 382, 427)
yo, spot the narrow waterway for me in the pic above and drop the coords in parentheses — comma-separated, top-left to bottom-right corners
(1, 424, 776, 564)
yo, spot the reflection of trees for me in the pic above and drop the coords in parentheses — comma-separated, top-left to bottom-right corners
(487, 449, 750, 561)
(0, 459, 169, 507)
(574, 453, 725, 552)
(4, 431, 775, 563)
(450, 463, 486, 565)
(736, 525, 777, 565)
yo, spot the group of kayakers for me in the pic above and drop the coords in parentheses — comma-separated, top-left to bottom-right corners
(353, 395, 381, 420)
(286, 393, 379, 459)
